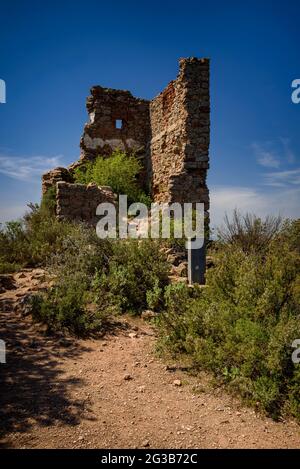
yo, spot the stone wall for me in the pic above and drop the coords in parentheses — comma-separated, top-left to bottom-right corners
(42, 167, 73, 195)
(56, 182, 116, 226)
(150, 58, 209, 212)
(42, 57, 210, 221)
(75, 86, 150, 182)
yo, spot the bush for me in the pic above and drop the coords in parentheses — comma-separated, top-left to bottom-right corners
(0, 201, 78, 270)
(0, 261, 23, 274)
(31, 275, 92, 335)
(24, 207, 77, 266)
(0, 206, 114, 334)
(74, 150, 151, 205)
(94, 239, 170, 315)
(40, 186, 56, 215)
(0, 220, 30, 269)
(218, 210, 282, 253)
(31, 225, 112, 334)
(158, 218, 300, 421)
(30, 231, 170, 333)
(1, 191, 168, 333)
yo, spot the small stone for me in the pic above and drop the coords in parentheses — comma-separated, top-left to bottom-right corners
(142, 440, 150, 447)
(171, 262, 187, 277)
(141, 310, 158, 320)
(173, 379, 182, 386)
(124, 374, 133, 381)
(128, 332, 138, 339)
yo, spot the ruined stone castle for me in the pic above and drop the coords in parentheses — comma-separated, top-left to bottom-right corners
(42, 57, 210, 224)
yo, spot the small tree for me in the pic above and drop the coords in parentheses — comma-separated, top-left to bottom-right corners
(218, 209, 282, 253)
(74, 150, 151, 205)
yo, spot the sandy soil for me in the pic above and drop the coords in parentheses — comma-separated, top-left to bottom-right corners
(0, 269, 300, 449)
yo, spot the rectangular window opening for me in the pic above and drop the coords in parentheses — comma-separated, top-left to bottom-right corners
(115, 119, 123, 129)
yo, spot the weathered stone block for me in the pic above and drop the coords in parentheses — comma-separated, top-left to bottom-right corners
(42, 167, 73, 194)
(56, 182, 116, 227)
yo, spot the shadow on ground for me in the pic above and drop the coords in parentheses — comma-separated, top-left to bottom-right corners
(0, 298, 93, 445)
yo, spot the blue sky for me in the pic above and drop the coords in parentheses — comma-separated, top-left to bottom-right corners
(0, 0, 299, 227)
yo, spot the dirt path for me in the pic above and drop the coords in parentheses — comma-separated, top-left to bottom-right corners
(0, 270, 300, 449)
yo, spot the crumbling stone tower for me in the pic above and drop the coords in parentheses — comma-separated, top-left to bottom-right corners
(149, 57, 209, 211)
(42, 57, 210, 223)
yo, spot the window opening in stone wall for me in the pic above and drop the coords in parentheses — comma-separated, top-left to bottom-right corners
(115, 119, 123, 129)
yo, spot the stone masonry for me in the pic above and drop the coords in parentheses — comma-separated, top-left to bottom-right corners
(42, 57, 210, 224)
(150, 58, 209, 209)
(42, 167, 74, 195)
(79, 87, 150, 162)
(56, 182, 116, 226)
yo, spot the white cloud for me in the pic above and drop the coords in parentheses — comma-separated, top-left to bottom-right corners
(0, 154, 63, 182)
(263, 168, 300, 187)
(252, 139, 299, 187)
(280, 137, 295, 164)
(210, 185, 300, 229)
(252, 142, 280, 168)
(252, 138, 297, 170)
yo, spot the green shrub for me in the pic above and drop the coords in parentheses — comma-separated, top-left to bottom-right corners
(74, 150, 151, 205)
(31, 225, 112, 334)
(0, 261, 23, 274)
(24, 208, 77, 266)
(1, 199, 169, 332)
(31, 275, 91, 335)
(0, 220, 30, 269)
(94, 239, 170, 315)
(30, 231, 170, 333)
(158, 218, 300, 421)
(218, 210, 282, 253)
(40, 186, 56, 215)
(0, 202, 78, 269)
(31, 273, 110, 335)
(146, 279, 163, 310)
(0, 202, 100, 272)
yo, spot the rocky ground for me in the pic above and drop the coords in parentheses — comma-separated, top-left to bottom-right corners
(0, 269, 300, 449)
